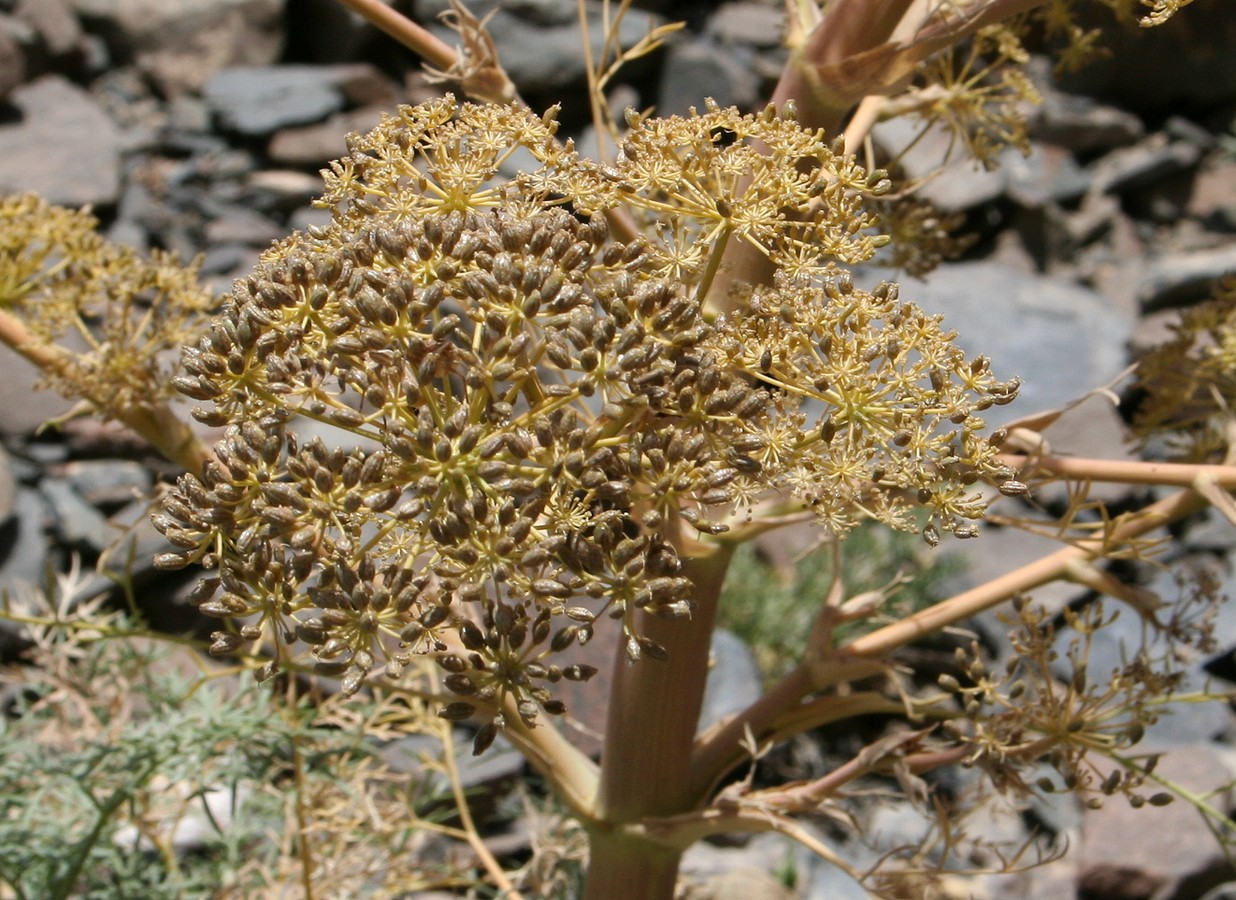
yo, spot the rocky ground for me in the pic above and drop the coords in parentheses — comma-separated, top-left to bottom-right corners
(1, 1, 1236, 898)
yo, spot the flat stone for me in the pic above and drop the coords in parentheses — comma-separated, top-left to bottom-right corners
(61, 459, 153, 509)
(1028, 86, 1144, 154)
(708, 2, 785, 48)
(0, 75, 121, 207)
(0, 342, 77, 438)
(897, 261, 1135, 423)
(1136, 244, 1236, 311)
(203, 203, 284, 247)
(267, 105, 387, 167)
(71, 0, 283, 97)
(12, 0, 83, 66)
(699, 629, 763, 733)
(0, 18, 27, 100)
(40, 476, 113, 553)
(421, 0, 665, 95)
(656, 37, 761, 118)
(204, 65, 347, 137)
(1079, 746, 1236, 899)
(0, 444, 14, 526)
(1089, 134, 1204, 197)
(870, 116, 1009, 212)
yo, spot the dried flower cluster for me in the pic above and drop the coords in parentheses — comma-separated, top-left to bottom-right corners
(941, 586, 1219, 808)
(0, 193, 215, 421)
(1130, 276, 1236, 460)
(156, 97, 1018, 727)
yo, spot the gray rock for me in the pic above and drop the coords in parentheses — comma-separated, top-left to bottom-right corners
(0, 345, 77, 438)
(656, 37, 761, 119)
(61, 460, 153, 509)
(1136, 244, 1236, 311)
(685, 867, 795, 900)
(1004, 142, 1090, 208)
(11, 0, 83, 71)
(870, 116, 1009, 213)
(40, 476, 113, 553)
(421, 0, 665, 95)
(1089, 134, 1204, 197)
(0, 487, 52, 597)
(1028, 87, 1144, 154)
(204, 65, 348, 137)
(287, 205, 333, 234)
(708, 2, 785, 49)
(203, 203, 284, 247)
(267, 105, 388, 167)
(699, 628, 763, 733)
(71, 0, 284, 97)
(0, 19, 27, 100)
(895, 261, 1135, 424)
(0, 75, 121, 207)
(0, 444, 14, 526)
(242, 169, 323, 213)
(1078, 745, 1236, 900)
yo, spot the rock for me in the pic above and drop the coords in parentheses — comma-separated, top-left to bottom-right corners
(0, 343, 77, 438)
(656, 36, 761, 119)
(1188, 159, 1236, 232)
(60, 460, 153, 509)
(0, 487, 52, 600)
(707, 2, 785, 49)
(203, 203, 284, 247)
(40, 476, 113, 554)
(267, 105, 388, 167)
(699, 629, 763, 734)
(1088, 133, 1203, 197)
(898, 261, 1135, 423)
(0, 19, 26, 101)
(71, 0, 284, 97)
(870, 116, 1009, 213)
(1028, 84, 1144, 154)
(680, 832, 798, 892)
(11, 0, 83, 72)
(243, 169, 323, 213)
(1078, 745, 1236, 899)
(1004, 142, 1090, 208)
(684, 866, 795, 900)
(203, 65, 349, 137)
(1136, 244, 1236, 311)
(0, 445, 15, 526)
(420, 0, 665, 96)
(288, 204, 333, 233)
(0, 75, 122, 207)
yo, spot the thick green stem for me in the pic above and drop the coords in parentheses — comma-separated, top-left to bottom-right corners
(583, 543, 734, 900)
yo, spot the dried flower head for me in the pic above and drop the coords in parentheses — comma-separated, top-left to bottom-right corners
(157, 96, 1016, 726)
(1129, 276, 1236, 460)
(0, 193, 215, 421)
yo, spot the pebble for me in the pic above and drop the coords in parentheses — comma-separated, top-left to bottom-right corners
(71, 0, 284, 97)
(1136, 243, 1236, 310)
(420, 0, 666, 95)
(203, 65, 348, 137)
(0, 75, 121, 206)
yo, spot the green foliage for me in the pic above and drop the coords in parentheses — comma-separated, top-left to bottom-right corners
(720, 524, 959, 681)
(0, 633, 290, 899)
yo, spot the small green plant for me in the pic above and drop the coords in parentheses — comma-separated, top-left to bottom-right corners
(2, 0, 1234, 897)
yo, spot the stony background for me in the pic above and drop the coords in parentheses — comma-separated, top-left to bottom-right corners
(0, 1, 1235, 898)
